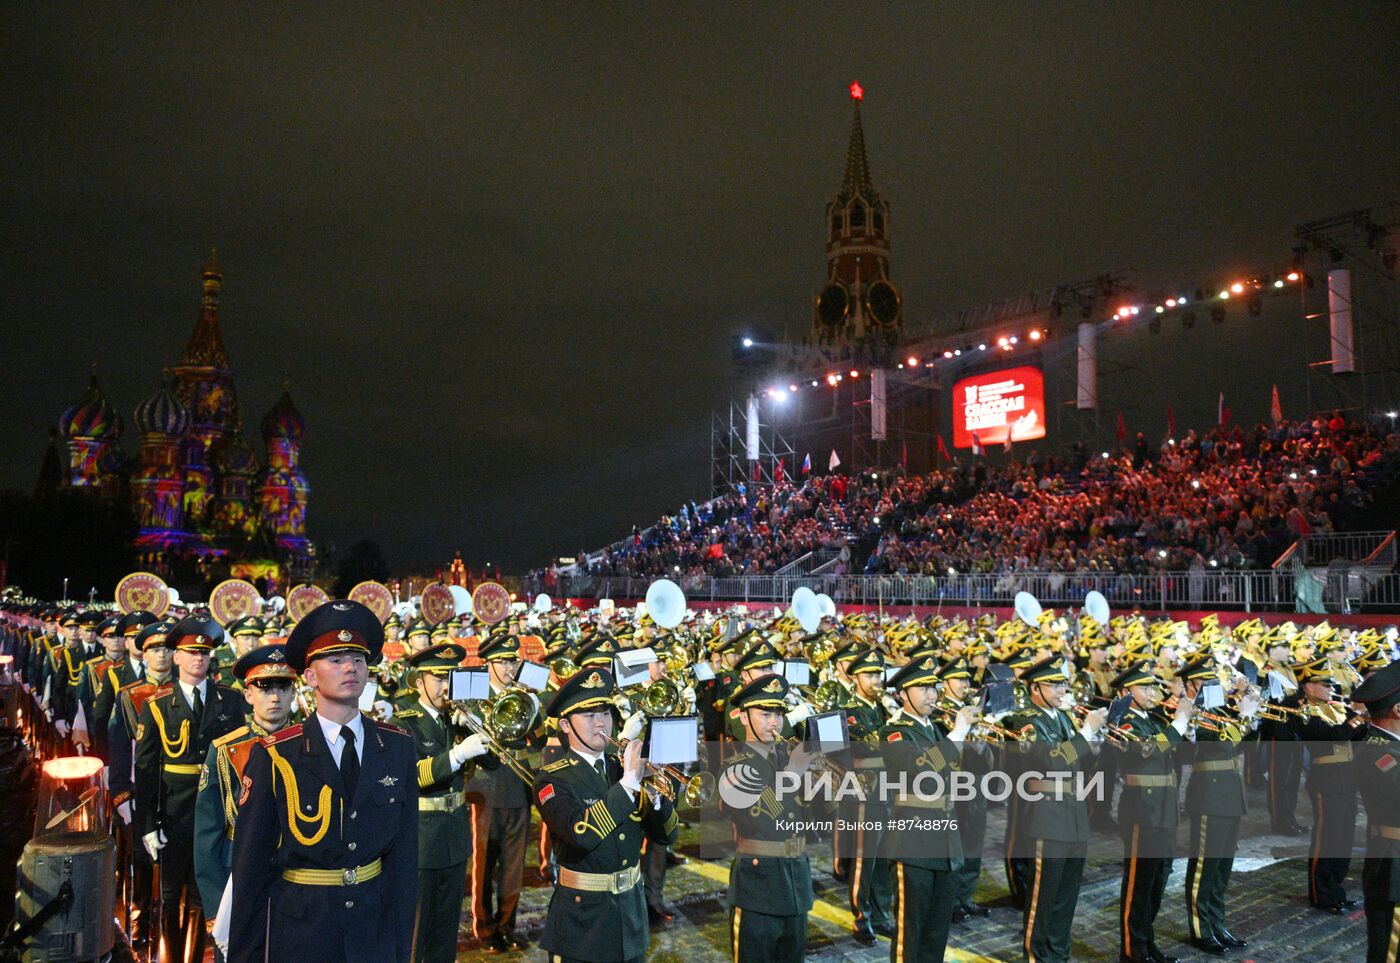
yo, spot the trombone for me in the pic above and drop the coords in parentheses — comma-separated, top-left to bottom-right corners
(447, 688, 539, 786)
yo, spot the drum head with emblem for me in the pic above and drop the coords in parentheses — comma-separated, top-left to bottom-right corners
(115, 572, 170, 618)
(471, 581, 512, 625)
(209, 579, 261, 626)
(420, 582, 456, 626)
(286, 584, 330, 622)
(348, 580, 395, 624)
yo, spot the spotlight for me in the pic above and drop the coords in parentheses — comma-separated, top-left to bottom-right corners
(849, 369, 859, 378)
(1286, 272, 1300, 282)
(1219, 290, 1230, 300)
(1178, 295, 1189, 304)
(943, 350, 954, 359)
(788, 384, 798, 392)
(742, 337, 754, 348)
(826, 374, 839, 386)
(1274, 279, 1285, 288)
(1156, 305, 1166, 313)
(997, 336, 1009, 347)
(954, 349, 962, 356)
(1029, 329, 1043, 341)
(906, 356, 919, 367)
(1009, 336, 1018, 344)
(978, 343, 987, 351)
(1230, 282, 1244, 294)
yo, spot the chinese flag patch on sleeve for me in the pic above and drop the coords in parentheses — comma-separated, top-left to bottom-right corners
(538, 783, 556, 806)
(886, 732, 903, 742)
(1376, 753, 1397, 773)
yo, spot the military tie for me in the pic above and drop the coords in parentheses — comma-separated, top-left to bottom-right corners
(341, 726, 360, 800)
(594, 758, 607, 783)
(190, 684, 203, 720)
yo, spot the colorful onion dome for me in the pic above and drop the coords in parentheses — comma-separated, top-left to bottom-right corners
(59, 375, 121, 439)
(133, 381, 190, 437)
(260, 388, 304, 443)
(214, 429, 259, 475)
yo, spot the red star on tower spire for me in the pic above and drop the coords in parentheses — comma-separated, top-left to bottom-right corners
(849, 80, 864, 100)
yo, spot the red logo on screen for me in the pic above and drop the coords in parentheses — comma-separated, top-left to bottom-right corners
(952, 366, 1047, 449)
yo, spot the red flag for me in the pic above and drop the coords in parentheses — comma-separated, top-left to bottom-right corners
(1218, 392, 1230, 427)
(936, 435, 950, 461)
(900, 437, 908, 469)
(1115, 409, 1127, 443)
(1270, 385, 1283, 424)
(1166, 404, 1176, 439)
(751, 461, 761, 482)
(704, 543, 724, 559)
(774, 457, 785, 484)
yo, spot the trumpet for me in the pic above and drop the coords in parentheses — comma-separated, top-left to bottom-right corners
(606, 673, 714, 806)
(446, 688, 539, 786)
(931, 702, 1027, 742)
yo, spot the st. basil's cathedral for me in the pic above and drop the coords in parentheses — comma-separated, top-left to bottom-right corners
(37, 251, 314, 586)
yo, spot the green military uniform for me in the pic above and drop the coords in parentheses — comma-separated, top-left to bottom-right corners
(1179, 657, 1256, 954)
(1111, 663, 1184, 963)
(935, 658, 993, 921)
(1292, 656, 1365, 912)
(534, 666, 678, 963)
(395, 643, 490, 963)
(1352, 662, 1400, 963)
(841, 647, 893, 945)
(720, 672, 812, 963)
(877, 654, 962, 963)
(1004, 656, 1096, 963)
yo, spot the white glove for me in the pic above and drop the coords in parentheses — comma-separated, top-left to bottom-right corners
(55, 719, 69, 738)
(451, 709, 470, 729)
(372, 700, 394, 722)
(117, 800, 132, 825)
(785, 701, 814, 727)
(142, 829, 166, 862)
(620, 711, 646, 743)
(450, 732, 490, 768)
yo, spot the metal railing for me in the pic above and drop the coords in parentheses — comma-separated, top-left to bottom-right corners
(1294, 530, 1397, 567)
(528, 566, 1400, 613)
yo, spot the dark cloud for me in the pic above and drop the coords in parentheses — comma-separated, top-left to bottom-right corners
(3, 4, 1397, 570)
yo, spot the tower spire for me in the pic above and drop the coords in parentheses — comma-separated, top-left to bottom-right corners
(839, 81, 876, 203)
(181, 246, 229, 368)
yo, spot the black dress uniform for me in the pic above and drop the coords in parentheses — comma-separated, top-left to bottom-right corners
(395, 643, 490, 963)
(1352, 662, 1400, 963)
(935, 658, 993, 920)
(230, 600, 418, 963)
(1004, 657, 1097, 963)
(1263, 651, 1304, 833)
(534, 667, 678, 963)
(1179, 658, 1255, 955)
(1292, 656, 1366, 913)
(1110, 664, 1185, 963)
(135, 615, 246, 962)
(877, 655, 963, 963)
(719, 673, 812, 963)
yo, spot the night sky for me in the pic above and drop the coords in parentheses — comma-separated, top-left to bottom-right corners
(4, 5, 1397, 573)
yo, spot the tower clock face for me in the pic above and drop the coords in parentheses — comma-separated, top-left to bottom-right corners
(817, 283, 850, 327)
(865, 279, 901, 327)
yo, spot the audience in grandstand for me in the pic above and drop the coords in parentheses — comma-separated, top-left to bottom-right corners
(562, 414, 1398, 580)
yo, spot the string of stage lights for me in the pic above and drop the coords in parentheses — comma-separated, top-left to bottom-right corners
(759, 264, 1309, 402)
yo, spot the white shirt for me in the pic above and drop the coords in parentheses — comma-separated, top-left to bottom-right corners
(128, 657, 144, 678)
(178, 679, 208, 714)
(317, 711, 365, 768)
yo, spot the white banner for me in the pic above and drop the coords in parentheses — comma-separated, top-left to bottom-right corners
(870, 368, 887, 440)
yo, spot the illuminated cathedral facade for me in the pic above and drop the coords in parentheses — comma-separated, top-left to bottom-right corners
(43, 251, 314, 583)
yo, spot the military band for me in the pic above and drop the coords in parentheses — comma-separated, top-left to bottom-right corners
(6, 591, 1400, 963)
